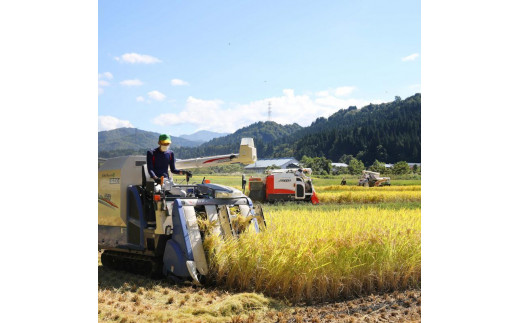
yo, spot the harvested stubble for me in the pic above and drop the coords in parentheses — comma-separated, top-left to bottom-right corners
(316, 190, 421, 204)
(204, 207, 421, 303)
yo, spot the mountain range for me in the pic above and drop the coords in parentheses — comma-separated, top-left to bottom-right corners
(99, 93, 421, 164)
(179, 130, 229, 142)
(98, 128, 228, 155)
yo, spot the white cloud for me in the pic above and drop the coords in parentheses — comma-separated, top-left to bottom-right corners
(120, 79, 144, 86)
(315, 90, 329, 97)
(115, 53, 161, 64)
(171, 79, 189, 86)
(98, 78, 110, 95)
(334, 86, 356, 97)
(98, 72, 113, 80)
(402, 53, 420, 62)
(136, 96, 145, 102)
(153, 97, 224, 126)
(282, 89, 294, 97)
(152, 89, 385, 133)
(98, 116, 134, 131)
(148, 90, 166, 101)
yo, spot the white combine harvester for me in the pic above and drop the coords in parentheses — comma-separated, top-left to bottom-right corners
(358, 170, 391, 187)
(98, 138, 265, 284)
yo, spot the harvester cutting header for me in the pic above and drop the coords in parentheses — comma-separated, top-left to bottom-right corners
(98, 138, 265, 284)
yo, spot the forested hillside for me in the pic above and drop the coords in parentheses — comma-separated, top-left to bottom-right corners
(175, 94, 420, 164)
(175, 121, 302, 158)
(291, 93, 421, 163)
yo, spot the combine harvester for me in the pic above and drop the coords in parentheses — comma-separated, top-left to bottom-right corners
(98, 138, 265, 284)
(358, 170, 391, 187)
(248, 168, 319, 204)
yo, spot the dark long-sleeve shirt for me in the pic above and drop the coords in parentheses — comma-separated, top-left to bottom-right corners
(146, 148, 181, 179)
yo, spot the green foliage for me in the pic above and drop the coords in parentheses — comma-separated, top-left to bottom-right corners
(376, 145, 388, 161)
(332, 165, 350, 175)
(392, 161, 412, 175)
(339, 154, 354, 165)
(347, 158, 365, 175)
(355, 150, 366, 161)
(368, 160, 388, 175)
(300, 155, 332, 174)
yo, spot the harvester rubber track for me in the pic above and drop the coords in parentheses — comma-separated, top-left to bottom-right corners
(101, 250, 162, 278)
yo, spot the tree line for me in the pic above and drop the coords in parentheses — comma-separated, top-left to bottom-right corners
(299, 155, 420, 176)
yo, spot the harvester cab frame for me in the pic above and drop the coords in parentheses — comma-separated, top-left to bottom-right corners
(98, 138, 265, 284)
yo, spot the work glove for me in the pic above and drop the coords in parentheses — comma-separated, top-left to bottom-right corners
(185, 170, 193, 178)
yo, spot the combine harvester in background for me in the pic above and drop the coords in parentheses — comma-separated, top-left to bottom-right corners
(358, 170, 391, 187)
(248, 168, 319, 204)
(98, 138, 265, 284)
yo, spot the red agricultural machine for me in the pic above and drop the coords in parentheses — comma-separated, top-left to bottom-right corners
(248, 168, 319, 204)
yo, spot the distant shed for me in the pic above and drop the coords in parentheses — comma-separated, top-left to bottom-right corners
(244, 157, 299, 173)
(331, 162, 349, 172)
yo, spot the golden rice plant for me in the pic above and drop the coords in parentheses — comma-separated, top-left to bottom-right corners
(319, 185, 421, 192)
(204, 206, 421, 303)
(316, 190, 421, 204)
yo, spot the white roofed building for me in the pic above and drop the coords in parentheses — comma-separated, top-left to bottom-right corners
(244, 157, 299, 173)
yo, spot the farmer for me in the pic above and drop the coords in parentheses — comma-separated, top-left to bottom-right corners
(147, 134, 191, 183)
(242, 174, 247, 192)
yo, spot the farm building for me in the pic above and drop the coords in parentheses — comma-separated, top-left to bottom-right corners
(244, 157, 299, 173)
(331, 162, 349, 171)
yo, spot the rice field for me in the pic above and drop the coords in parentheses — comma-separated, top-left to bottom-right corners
(99, 176, 421, 321)
(316, 190, 421, 204)
(319, 185, 421, 191)
(204, 205, 421, 303)
(187, 174, 421, 189)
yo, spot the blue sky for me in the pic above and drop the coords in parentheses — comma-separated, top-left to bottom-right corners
(99, 0, 420, 135)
